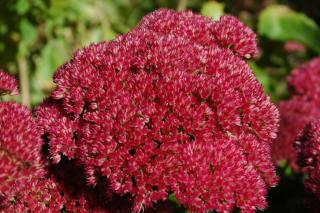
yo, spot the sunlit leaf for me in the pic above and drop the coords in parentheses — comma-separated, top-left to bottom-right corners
(250, 62, 272, 93)
(18, 19, 37, 56)
(258, 5, 320, 54)
(201, 1, 224, 20)
(31, 39, 71, 104)
(15, 0, 30, 15)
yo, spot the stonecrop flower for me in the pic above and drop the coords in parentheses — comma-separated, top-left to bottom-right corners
(0, 102, 44, 194)
(0, 70, 45, 210)
(36, 9, 279, 213)
(1, 159, 133, 213)
(0, 71, 137, 212)
(2, 177, 68, 212)
(288, 57, 320, 98)
(137, 10, 258, 58)
(0, 69, 19, 96)
(295, 120, 320, 211)
(273, 57, 320, 170)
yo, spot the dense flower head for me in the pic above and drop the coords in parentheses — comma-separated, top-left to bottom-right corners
(1, 157, 174, 212)
(0, 102, 44, 194)
(36, 9, 279, 213)
(295, 120, 320, 211)
(0, 69, 19, 96)
(273, 96, 320, 170)
(288, 57, 320, 97)
(273, 58, 320, 170)
(137, 10, 258, 58)
(211, 15, 259, 58)
(1, 159, 133, 213)
(36, 99, 79, 164)
(2, 177, 67, 212)
(2, 177, 108, 212)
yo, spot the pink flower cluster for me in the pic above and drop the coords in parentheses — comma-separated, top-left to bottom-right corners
(0, 70, 44, 196)
(0, 102, 44, 192)
(0, 70, 44, 208)
(0, 71, 132, 212)
(35, 9, 279, 213)
(0, 69, 19, 96)
(295, 120, 320, 211)
(288, 57, 320, 97)
(273, 57, 320, 170)
(2, 160, 134, 212)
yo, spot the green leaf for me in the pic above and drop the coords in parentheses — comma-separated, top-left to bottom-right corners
(104, 29, 116, 41)
(168, 193, 189, 213)
(0, 23, 8, 35)
(249, 61, 290, 101)
(18, 18, 38, 56)
(31, 39, 71, 105)
(15, 0, 30, 15)
(201, 1, 224, 21)
(249, 62, 272, 94)
(284, 166, 293, 176)
(258, 5, 320, 54)
(19, 19, 37, 44)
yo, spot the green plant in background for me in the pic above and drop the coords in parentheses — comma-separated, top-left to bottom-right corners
(1, 0, 118, 106)
(201, 1, 224, 20)
(259, 5, 320, 54)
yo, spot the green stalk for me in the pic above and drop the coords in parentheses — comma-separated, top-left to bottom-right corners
(18, 57, 30, 108)
(177, 0, 188, 11)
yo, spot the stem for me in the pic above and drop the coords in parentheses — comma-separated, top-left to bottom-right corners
(18, 57, 30, 108)
(177, 0, 188, 11)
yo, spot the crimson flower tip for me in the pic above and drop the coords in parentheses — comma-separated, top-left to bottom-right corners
(0, 69, 19, 96)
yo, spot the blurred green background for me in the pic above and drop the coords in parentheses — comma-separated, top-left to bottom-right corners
(1, 0, 320, 212)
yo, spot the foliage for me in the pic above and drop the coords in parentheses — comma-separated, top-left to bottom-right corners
(259, 5, 320, 54)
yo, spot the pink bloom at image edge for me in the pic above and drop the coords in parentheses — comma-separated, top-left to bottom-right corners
(0, 69, 46, 209)
(296, 120, 320, 212)
(0, 102, 44, 193)
(273, 57, 320, 170)
(0, 69, 19, 96)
